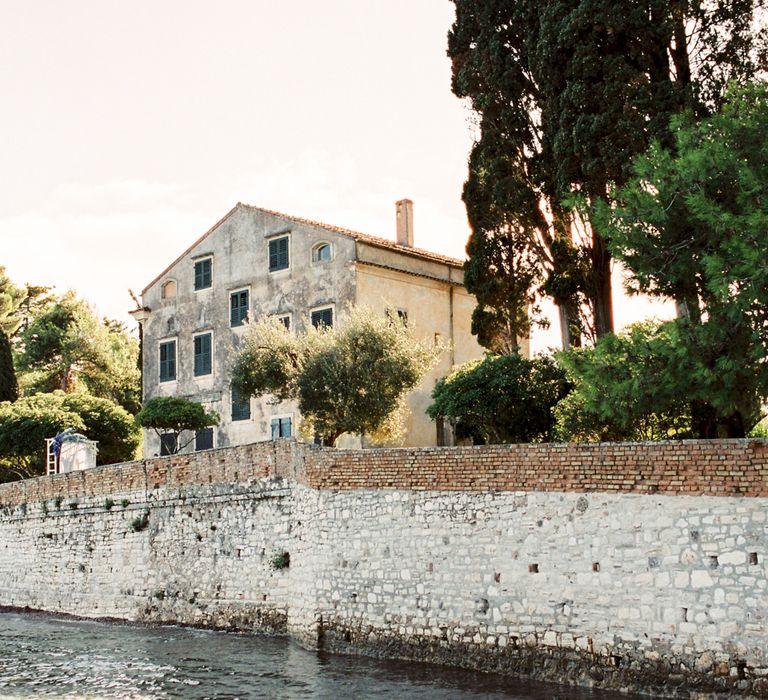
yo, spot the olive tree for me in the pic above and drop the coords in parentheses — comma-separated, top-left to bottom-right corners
(230, 307, 440, 446)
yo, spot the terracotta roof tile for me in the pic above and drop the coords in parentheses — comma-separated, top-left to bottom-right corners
(240, 203, 466, 267)
(141, 202, 465, 296)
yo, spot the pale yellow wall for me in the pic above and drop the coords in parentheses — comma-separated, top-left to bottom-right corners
(451, 288, 531, 361)
(354, 263, 485, 447)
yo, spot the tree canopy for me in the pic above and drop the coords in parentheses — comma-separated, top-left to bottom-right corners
(428, 353, 571, 444)
(59, 392, 140, 465)
(598, 83, 768, 436)
(0, 266, 26, 337)
(0, 391, 140, 481)
(16, 292, 140, 413)
(0, 394, 84, 481)
(135, 396, 219, 455)
(0, 331, 17, 403)
(555, 322, 693, 442)
(230, 308, 439, 446)
(448, 0, 767, 348)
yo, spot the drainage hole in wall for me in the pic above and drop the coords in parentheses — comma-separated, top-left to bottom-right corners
(709, 555, 719, 569)
(592, 562, 600, 572)
(528, 563, 539, 573)
(749, 552, 759, 565)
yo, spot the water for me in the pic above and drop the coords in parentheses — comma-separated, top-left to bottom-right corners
(0, 612, 630, 699)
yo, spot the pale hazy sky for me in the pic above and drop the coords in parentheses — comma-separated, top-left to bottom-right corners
(0, 0, 669, 351)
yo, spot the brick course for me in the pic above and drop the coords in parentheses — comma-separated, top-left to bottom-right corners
(1, 438, 766, 509)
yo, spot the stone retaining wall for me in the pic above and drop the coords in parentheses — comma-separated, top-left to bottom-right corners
(1, 438, 767, 698)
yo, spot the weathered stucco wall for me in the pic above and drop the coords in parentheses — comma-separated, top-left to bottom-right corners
(1, 439, 767, 697)
(140, 205, 359, 455)
(355, 263, 485, 447)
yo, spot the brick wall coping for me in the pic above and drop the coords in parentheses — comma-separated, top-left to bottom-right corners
(1, 438, 766, 509)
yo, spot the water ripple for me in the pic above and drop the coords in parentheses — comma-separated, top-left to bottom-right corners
(0, 613, 630, 699)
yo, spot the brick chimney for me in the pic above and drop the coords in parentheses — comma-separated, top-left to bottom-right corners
(396, 199, 414, 247)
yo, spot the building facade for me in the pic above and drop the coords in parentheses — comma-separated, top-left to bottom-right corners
(133, 200, 517, 455)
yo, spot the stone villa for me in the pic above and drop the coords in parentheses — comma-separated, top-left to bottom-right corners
(131, 200, 513, 454)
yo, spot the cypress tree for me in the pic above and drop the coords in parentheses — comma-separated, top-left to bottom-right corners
(0, 330, 18, 403)
(449, 0, 767, 346)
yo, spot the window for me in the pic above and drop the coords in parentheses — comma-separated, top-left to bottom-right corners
(161, 280, 177, 299)
(231, 385, 251, 421)
(195, 427, 214, 451)
(194, 258, 212, 290)
(159, 340, 176, 382)
(312, 242, 332, 263)
(387, 307, 408, 327)
(159, 433, 176, 456)
(311, 307, 333, 329)
(268, 236, 290, 272)
(276, 314, 291, 331)
(194, 333, 212, 376)
(230, 289, 249, 327)
(271, 416, 292, 439)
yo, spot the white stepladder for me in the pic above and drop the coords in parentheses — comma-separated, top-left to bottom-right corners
(45, 431, 98, 475)
(45, 441, 57, 476)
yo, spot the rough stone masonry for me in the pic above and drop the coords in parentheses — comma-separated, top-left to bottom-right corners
(0, 438, 767, 698)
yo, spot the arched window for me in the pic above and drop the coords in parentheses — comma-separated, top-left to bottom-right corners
(312, 242, 332, 263)
(161, 279, 177, 299)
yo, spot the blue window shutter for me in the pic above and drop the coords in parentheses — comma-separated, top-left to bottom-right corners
(160, 340, 176, 382)
(231, 385, 251, 421)
(194, 259, 212, 290)
(194, 333, 212, 376)
(269, 237, 289, 271)
(195, 428, 213, 451)
(230, 290, 249, 327)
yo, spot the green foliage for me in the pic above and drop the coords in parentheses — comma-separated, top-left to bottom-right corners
(231, 308, 439, 446)
(58, 392, 139, 465)
(16, 292, 140, 413)
(750, 419, 768, 439)
(448, 0, 767, 344)
(428, 353, 571, 444)
(555, 323, 693, 442)
(85, 318, 142, 414)
(0, 391, 138, 481)
(269, 550, 290, 570)
(130, 511, 149, 532)
(0, 267, 26, 337)
(0, 394, 85, 481)
(601, 84, 768, 437)
(135, 396, 219, 454)
(230, 318, 302, 402)
(0, 331, 18, 403)
(104, 498, 115, 510)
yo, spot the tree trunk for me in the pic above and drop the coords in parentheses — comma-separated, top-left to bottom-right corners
(691, 400, 717, 439)
(591, 234, 614, 339)
(557, 302, 582, 350)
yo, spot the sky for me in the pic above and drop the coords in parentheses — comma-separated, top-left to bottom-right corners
(0, 0, 670, 351)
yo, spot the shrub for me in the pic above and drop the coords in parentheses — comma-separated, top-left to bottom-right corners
(270, 550, 290, 570)
(429, 353, 571, 444)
